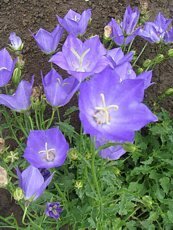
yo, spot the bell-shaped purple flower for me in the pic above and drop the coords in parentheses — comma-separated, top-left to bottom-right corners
(24, 127, 69, 169)
(42, 68, 80, 107)
(9, 32, 23, 51)
(32, 25, 64, 54)
(0, 48, 16, 87)
(50, 35, 109, 82)
(45, 202, 62, 219)
(57, 9, 91, 36)
(79, 68, 157, 142)
(16, 165, 53, 201)
(0, 77, 34, 112)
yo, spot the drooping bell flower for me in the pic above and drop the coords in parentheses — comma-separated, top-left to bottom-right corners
(32, 25, 64, 54)
(16, 165, 53, 201)
(24, 127, 69, 169)
(79, 68, 157, 142)
(0, 77, 34, 112)
(0, 48, 16, 87)
(108, 6, 140, 46)
(138, 13, 173, 43)
(50, 35, 109, 82)
(9, 32, 23, 51)
(45, 202, 62, 219)
(42, 68, 80, 107)
(57, 9, 91, 36)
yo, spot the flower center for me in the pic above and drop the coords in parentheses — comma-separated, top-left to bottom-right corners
(70, 48, 90, 71)
(93, 93, 119, 125)
(38, 143, 56, 162)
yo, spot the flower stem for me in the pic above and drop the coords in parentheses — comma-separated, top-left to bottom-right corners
(133, 42, 148, 67)
(22, 205, 28, 225)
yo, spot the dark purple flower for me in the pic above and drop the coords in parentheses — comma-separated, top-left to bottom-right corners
(39, 168, 51, 181)
(57, 9, 91, 36)
(24, 127, 69, 169)
(45, 202, 62, 219)
(50, 35, 109, 82)
(0, 77, 34, 112)
(0, 48, 16, 87)
(108, 6, 140, 46)
(42, 68, 80, 107)
(32, 25, 64, 54)
(16, 165, 53, 201)
(9, 32, 23, 51)
(79, 68, 157, 142)
(138, 13, 173, 43)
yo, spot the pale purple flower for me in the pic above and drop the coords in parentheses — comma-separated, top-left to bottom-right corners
(45, 202, 62, 219)
(50, 35, 109, 82)
(138, 13, 173, 43)
(9, 32, 23, 51)
(16, 165, 53, 201)
(32, 25, 64, 54)
(42, 68, 80, 107)
(79, 68, 157, 142)
(0, 77, 34, 112)
(57, 9, 91, 36)
(108, 6, 140, 46)
(0, 48, 16, 87)
(24, 127, 69, 169)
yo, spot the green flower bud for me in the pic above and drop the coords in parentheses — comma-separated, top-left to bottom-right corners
(143, 59, 152, 68)
(12, 67, 22, 85)
(69, 148, 78, 161)
(154, 54, 164, 63)
(168, 49, 173, 57)
(137, 67, 144, 74)
(114, 167, 120, 175)
(164, 88, 173, 96)
(123, 143, 137, 153)
(75, 180, 83, 189)
(0, 166, 8, 188)
(142, 195, 153, 208)
(13, 188, 24, 201)
(0, 138, 5, 154)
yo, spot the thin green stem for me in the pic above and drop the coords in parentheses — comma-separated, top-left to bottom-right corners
(46, 109, 55, 129)
(133, 42, 148, 67)
(22, 206, 28, 225)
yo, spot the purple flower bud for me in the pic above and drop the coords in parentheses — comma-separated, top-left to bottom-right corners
(16, 165, 53, 201)
(39, 168, 51, 181)
(42, 68, 80, 107)
(45, 202, 62, 219)
(0, 77, 34, 112)
(9, 32, 23, 51)
(24, 127, 69, 169)
(32, 25, 64, 54)
(57, 9, 91, 36)
(0, 48, 16, 87)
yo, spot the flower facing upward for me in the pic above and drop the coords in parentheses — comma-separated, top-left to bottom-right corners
(45, 202, 62, 219)
(0, 77, 34, 112)
(24, 128, 69, 169)
(0, 48, 16, 87)
(32, 25, 64, 54)
(9, 32, 23, 51)
(79, 68, 157, 142)
(57, 9, 91, 36)
(16, 165, 53, 201)
(42, 68, 80, 107)
(50, 35, 109, 82)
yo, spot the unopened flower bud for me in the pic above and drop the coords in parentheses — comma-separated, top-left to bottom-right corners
(154, 54, 164, 63)
(143, 59, 152, 68)
(12, 67, 22, 85)
(31, 86, 43, 102)
(123, 143, 137, 153)
(69, 148, 78, 161)
(5, 151, 19, 163)
(0, 138, 5, 153)
(9, 32, 23, 52)
(137, 67, 144, 74)
(114, 167, 120, 175)
(75, 180, 83, 189)
(104, 25, 112, 39)
(168, 49, 173, 57)
(164, 88, 173, 96)
(13, 187, 24, 201)
(86, 152, 92, 160)
(140, 0, 149, 12)
(142, 195, 153, 208)
(0, 166, 8, 188)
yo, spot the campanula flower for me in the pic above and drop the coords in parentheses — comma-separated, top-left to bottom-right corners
(0, 48, 16, 87)
(0, 77, 34, 112)
(42, 68, 80, 107)
(138, 13, 173, 43)
(24, 127, 69, 169)
(16, 165, 53, 201)
(39, 168, 51, 181)
(32, 25, 64, 54)
(9, 32, 23, 51)
(45, 202, 62, 219)
(108, 6, 140, 46)
(79, 68, 157, 142)
(50, 35, 109, 82)
(57, 9, 91, 36)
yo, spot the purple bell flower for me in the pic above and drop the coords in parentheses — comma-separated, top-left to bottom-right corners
(45, 202, 62, 219)
(42, 68, 80, 107)
(39, 168, 51, 181)
(9, 32, 23, 51)
(50, 35, 109, 82)
(57, 9, 91, 36)
(79, 68, 157, 142)
(0, 77, 34, 112)
(16, 165, 53, 201)
(0, 48, 16, 87)
(32, 25, 64, 54)
(24, 127, 69, 169)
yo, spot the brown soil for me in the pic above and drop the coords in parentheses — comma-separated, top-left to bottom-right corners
(0, 0, 173, 227)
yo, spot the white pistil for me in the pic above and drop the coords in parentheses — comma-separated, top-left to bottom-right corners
(94, 93, 119, 125)
(38, 142, 56, 162)
(70, 48, 90, 71)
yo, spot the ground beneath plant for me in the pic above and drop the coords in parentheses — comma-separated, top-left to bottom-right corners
(0, 0, 173, 227)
